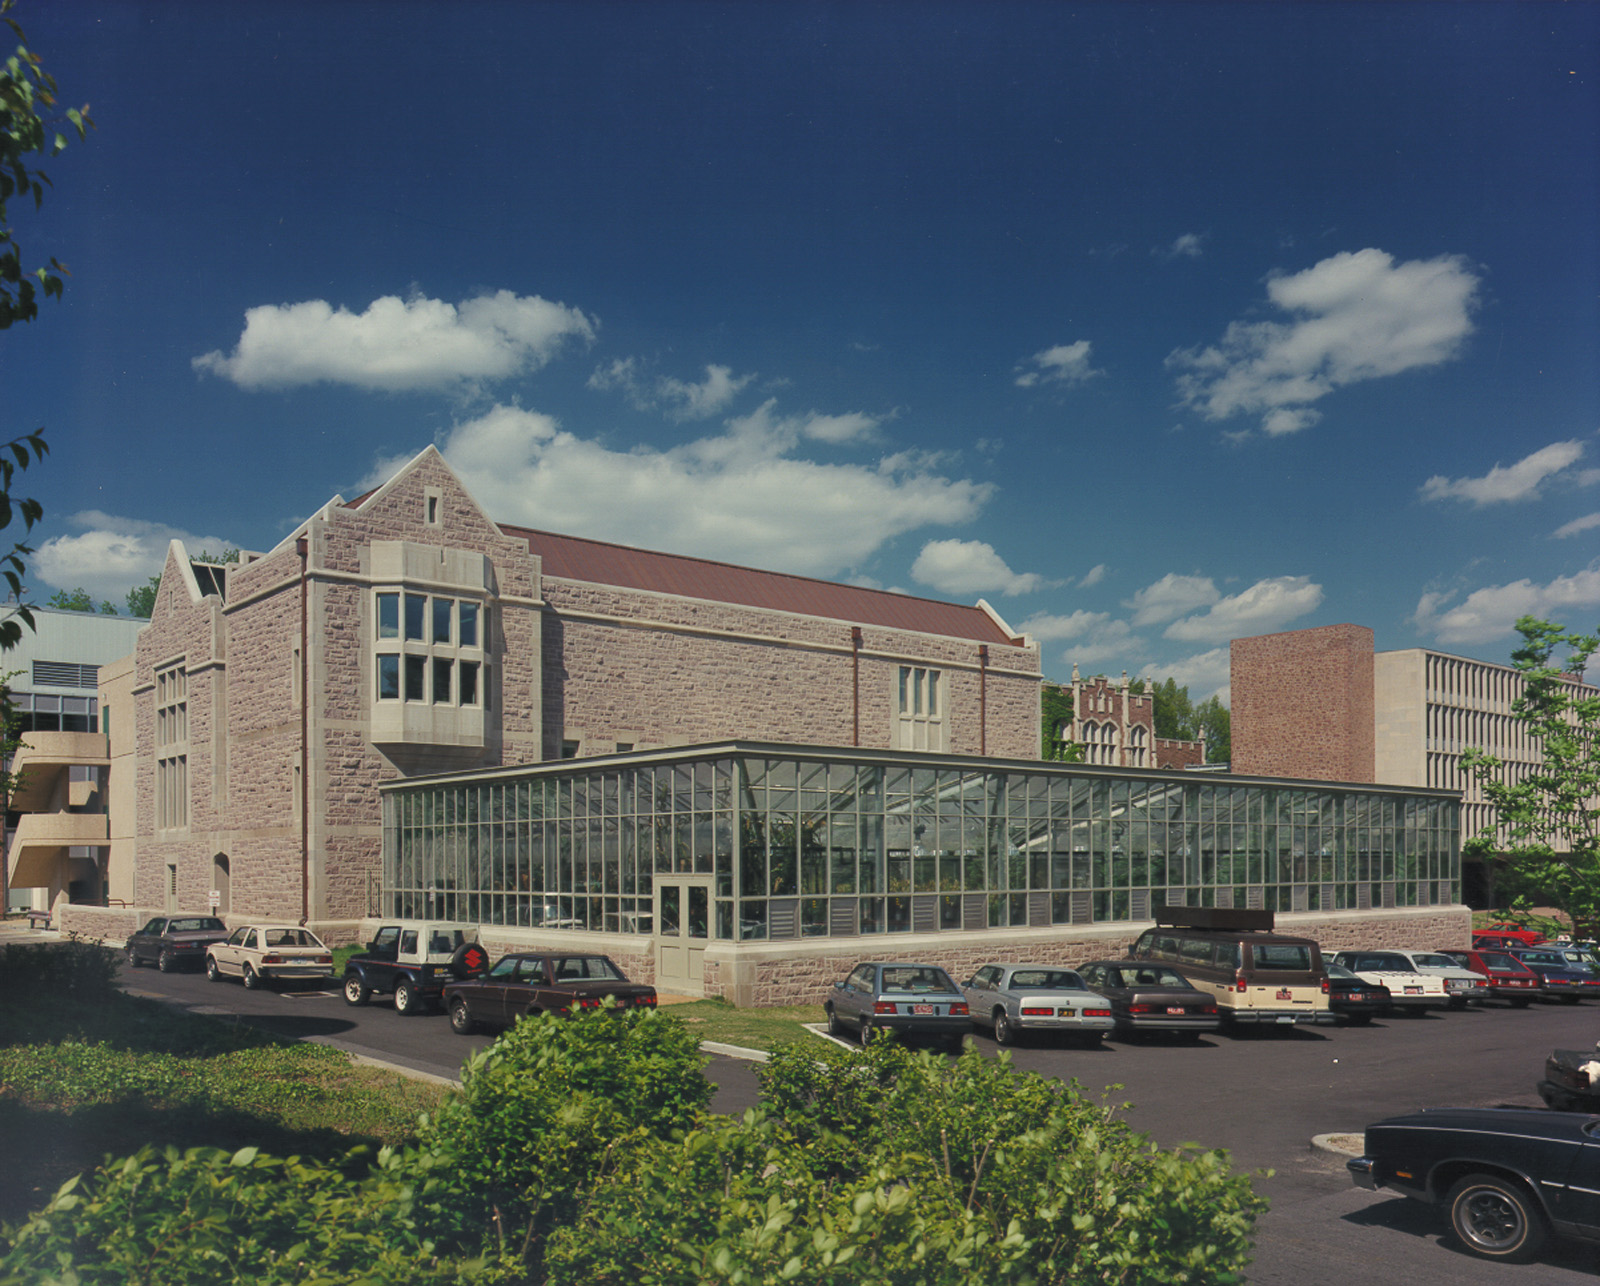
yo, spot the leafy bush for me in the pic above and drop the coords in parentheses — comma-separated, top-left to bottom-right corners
(0, 1144, 507, 1286)
(407, 1004, 712, 1273)
(548, 1040, 1266, 1286)
(0, 941, 118, 1003)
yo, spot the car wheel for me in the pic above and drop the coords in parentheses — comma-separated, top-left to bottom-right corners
(858, 1016, 878, 1046)
(1510, 997, 1532, 1009)
(993, 1010, 1017, 1046)
(242, 964, 261, 990)
(343, 974, 370, 1006)
(1342, 1012, 1373, 1026)
(157, 950, 175, 973)
(206, 957, 221, 982)
(125, 944, 141, 969)
(393, 979, 419, 1015)
(449, 998, 475, 1035)
(1447, 1173, 1547, 1263)
(826, 1006, 846, 1039)
(1448, 996, 1469, 1011)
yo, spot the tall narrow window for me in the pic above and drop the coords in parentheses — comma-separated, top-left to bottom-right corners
(893, 665, 945, 751)
(156, 664, 189, 830)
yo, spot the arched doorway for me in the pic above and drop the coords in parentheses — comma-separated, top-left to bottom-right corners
(212, 853, 231, 915)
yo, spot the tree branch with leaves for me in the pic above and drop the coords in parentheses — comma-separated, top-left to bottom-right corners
(1462, 616, 1600, 939)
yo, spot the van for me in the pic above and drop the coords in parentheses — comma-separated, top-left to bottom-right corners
(1128, 906, 1329, 1026)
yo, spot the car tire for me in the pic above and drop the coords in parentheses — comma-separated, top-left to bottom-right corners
(343, 974, 370, 1006)
(1447, 1173, 1547, 1263)
(449, 998, 475, 1035)
(1342, 1012, 1373, 1026)
(206, 957, 221, 982)
(858, 1016, 878, 1046)
(1448, 996, 1468, 1011)
(157, 950, 175, 974)
(242, 965, 261, 990)
(993, 1011, 1016, 1046)
(125, 945, 141, 969)
(393, 978, 420, 1015)
(449, 942, 490, 980)
(826, 1006, 846, 1039)
(1510, 997, 1531, 1009)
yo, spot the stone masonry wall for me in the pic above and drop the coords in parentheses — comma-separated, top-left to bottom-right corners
(1231, 624, 1376, 782)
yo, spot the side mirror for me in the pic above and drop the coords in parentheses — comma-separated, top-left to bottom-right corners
(833, 980, 846, 991)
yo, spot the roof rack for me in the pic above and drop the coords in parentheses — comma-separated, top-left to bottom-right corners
(1154, 906, 1276, 932)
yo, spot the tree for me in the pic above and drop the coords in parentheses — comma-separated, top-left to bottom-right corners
(1039, 682, 1083, 760)
(1462, 616, 1600, 939)
(2, 0, 92, 329)
(46, 586, 116, 614)
(1149, 677, 1231, 763)
(125, 574, 159, 619)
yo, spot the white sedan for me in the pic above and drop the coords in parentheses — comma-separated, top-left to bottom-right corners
(960, 962, 1115, 1046)
(1331, 949, 1450, 1012)
(207, 924, 335, 989)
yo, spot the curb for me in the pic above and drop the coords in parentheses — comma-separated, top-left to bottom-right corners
(1311, 1132, 1363, 1157)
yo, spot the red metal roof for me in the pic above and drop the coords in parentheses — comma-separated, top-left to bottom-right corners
(499, 522, 1019, 646)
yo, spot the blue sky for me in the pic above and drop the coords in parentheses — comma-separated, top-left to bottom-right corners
(8, 1, 1598, 699)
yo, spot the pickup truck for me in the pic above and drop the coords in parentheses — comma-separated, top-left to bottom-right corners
(341, 921, 489, 1015)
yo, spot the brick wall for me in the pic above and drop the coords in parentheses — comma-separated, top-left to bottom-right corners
(1231, 625, 1375, 782)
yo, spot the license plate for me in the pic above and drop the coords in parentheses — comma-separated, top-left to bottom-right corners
(1276, 989, 1292, 1000)
(912, 1004, 934, 1015)
(1276, 1016, 1294, 1024)
(1404, 986, 1421, 994)
(1166, 1006, 1186, 1015)
(1057, 1009, 1076, 1018)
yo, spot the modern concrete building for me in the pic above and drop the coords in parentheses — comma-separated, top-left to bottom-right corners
(1230, 623, 1595, 905)
(3, 607, 145, 913)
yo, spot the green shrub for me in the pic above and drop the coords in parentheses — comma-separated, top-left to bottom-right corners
(548, 1040, 1266, 1285)
(0, 1144, 509, 1286)
(0, 941, 118, 1003)
(407, 1004, 712, 1273)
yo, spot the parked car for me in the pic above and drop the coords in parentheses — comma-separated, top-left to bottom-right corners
(124, 915, 229, 973)
(959, 963, 1115, 1047)
(1509, 946, 1600, 1004)
(1329, 950, 1450, 1013)
(1074, 960, 1221, 1039)
(1386, 948, 1490, 1009)
(1538, 1039, 1600, 1113)
(1436, 947, 1540, 1007)
(1548, 944, 1600, 973)
(1473, 923, 1547, 950)
(443, 952, 656, 1033)
(205, 924, 335, 989)
(824, 961, 970, 1051)
(1324, 962, 1392, 1025)
(342, 920, 489, 1014)
(1349, 1106, 1600, 1263)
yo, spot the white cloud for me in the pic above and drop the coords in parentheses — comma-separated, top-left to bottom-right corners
(1125, 573, 1220, 626)
(33, 512, 238, 602)
(1167, 248, 1479, 438)
(194, 290, 596, 391)
(1156, 232, 1205, 260)
(1143, 647, 1232, 703)
(1014, 340, 1102, 389)
(1015, 609, 1110, 642)
(1554, 513, 1600, 539)
(589, 359, 758, 421)
(1414, 565, 1600, 645)
(910, 539, 1048, 597)
(1163, 576, 1324, 643)
(1078, 563, 1107, 588)
(1420, 440, 1586, 505)
(390, 400, 992, 579)
(1061, 619, 1139, 670)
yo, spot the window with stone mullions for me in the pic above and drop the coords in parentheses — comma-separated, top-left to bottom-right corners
(376, 589, 483, 708)
(156, 665, 188, 830)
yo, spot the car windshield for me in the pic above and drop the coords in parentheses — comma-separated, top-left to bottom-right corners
(880, 967, 957, 994)
(552, 957, 625, 982)
(170, 918, 223, 933)
(1007, 969, 1084, 991)
(1409, 953, 1456, 968)
(1124, 966, 1191, 988)
(263, 928, 320, 948)
(1519, 951, 1560, 964)
(1327, 963, 1356, 980)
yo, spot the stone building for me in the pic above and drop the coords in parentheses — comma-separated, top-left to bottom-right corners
(100, 447, 1041, 935)
(1045, 666, 1206, 770)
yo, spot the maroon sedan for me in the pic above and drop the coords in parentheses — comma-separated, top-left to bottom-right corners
(1438, 947, 1542, 1007)
(443, 952, 656, 1034)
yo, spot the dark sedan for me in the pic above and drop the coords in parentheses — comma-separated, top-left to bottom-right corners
(1325, 962, 1391, 1025)
(124, 915, 229, 972)
(1349, 1106, 1600, 1263)
(443, 952, 656, 1033)
(824, 961, 970, 1051)
(1074, 959, 1220, 1038)
(1510, 947, 1600, 1003)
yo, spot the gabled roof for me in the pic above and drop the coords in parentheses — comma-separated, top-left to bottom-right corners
(499, 522, 1021, 646)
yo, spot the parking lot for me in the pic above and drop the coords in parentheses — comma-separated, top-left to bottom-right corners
(113, 958, 1600, 1284)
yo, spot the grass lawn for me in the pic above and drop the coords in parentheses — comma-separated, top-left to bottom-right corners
(662, 997, 827, 1052)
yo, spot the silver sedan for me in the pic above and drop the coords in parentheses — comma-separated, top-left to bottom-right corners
(960, 962, 1115, 1047)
